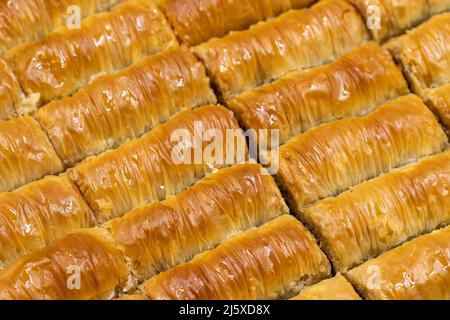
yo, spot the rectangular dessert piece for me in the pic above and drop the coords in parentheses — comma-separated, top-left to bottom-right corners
(226, 42, 409, 147)
(140, 215, 331, 300)
(34, 47, 216, 167)
(6, 0, 178, 105)
(70, 105, 247, 223)
(0, 175, 94, 269)
(424, 83, 450, 133)
(157, 0, 316, 46)
(104, 164, 289, 281)
(194, 0, 369, 99)
(0, 116, 63, 193)
(274, 94, 448, 212)
(303, 151, 450, 272)
(347, 226, 450, 300)
(0, 0, 124, 56)
(384, 13, 450, 95)
(0, 228, 131, 300)
(290, 275, 361, 300)
(349, 0, 450, 42)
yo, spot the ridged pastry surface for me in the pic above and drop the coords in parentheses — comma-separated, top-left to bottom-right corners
(71, 105, 246, 223)
(275, 94, 448, 212)
(157, 0, 316, 46)
(0, 175, 94, 269)
(0, 228, 130, 300)
(0, 58, 23, 120)
(6, 0, 178, 104)
(291, 275, 361, 300)
(105, 164, 289, 281)
(385, 13, 450, 94)
(0, 116, 63, 193)
(424, 83, 450, 132)
(349, 0, 450, 42)
(227, 42, 409, 146)
(141, 215, 331, 300)
(34, 47, 216, 166)
(304, 151, 450, 272)
(0, 0, 124, 56)
(347, 226, 450, 300)
(194, 0, 369, 99)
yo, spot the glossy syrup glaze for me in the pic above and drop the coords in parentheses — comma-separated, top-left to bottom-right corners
(141, 215, 331, 300)
(194, 0, 369, 99)
(385, 13, 450, 94)
(0, 116, 63, 193)
(0, 228, 130, 300)
(104, 164, 288, 281)
(275, 95, 448, 212)
(157, 0, 316, 46)
(304, 151, 450, 272)
(70, 105, 246, 223)
(227, 42, 409, 147)
(6, 0, 178, 105)
(349, 0, 450, 42)
(0, 0, 124, 56)
(34, 47, 216, 167)
(0, 175, 94, 269)
(347, 226, 450, 300)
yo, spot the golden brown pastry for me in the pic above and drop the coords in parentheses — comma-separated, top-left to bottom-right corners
(347, 226, 450, 300)
(227, 42, 409, 147)
(274, 94, 448, 213)
(0, 0, 125, 56)
(0, 58, 25, 119)
(193, 0, 369, 99)
(70, 105, 246, 223)
(290, 275, 361, 300)
(157, 0, 316, 46)
(0, 175, 94, 269)
(349, 0, 450, 42)
(104, 164, 289, 281)
(140, 215, 331, 300)
(424, 84, 450, 133)
(0, 116, 63, 193)
(114, 293, 149, 300)
(0, 228, 132, 300)
(303, 151, 450, 273)
(384, 13, 450, 95)
(6, 0, 178, 105)
(34, 47, 216, 167)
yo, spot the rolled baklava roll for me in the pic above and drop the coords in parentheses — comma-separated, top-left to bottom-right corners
(0, 116, 63, 193)
(0, 175, 94, 269)
(34, 47, 216, 167)
(0, 0, 124, 56)
(157, 0, 316, 46)
(6, 0, 178, 105)
(193, 0, 369, 99)
(384, 13, 450, 95)
(303, 151, 450, 273)
(274, 94, 448, 212)
(290, 275, 361, 300)
(349, 0, 450, 42)
(70, 105, 246, 223)
(0, 228, 132, 300)
(424, 84, 450, 133)
(141, 215, 331, 300)
(227, 42, 409, 147)
(347, 226, 450, 300)
(104, 164, 289, 281)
